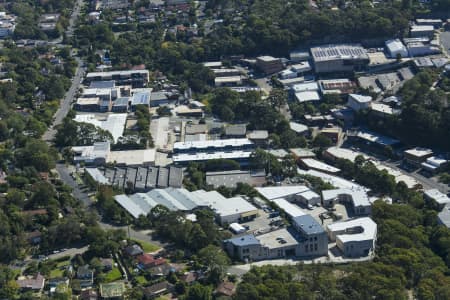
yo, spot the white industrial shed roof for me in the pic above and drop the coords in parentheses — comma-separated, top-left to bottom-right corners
(322, 188, 370, 208)
(85, 168, 110, 185)
(327, 217, 377, 243)
(272, 198, 306, 218)
(256, 185, 310, 200)
(114, 188, 256, 219)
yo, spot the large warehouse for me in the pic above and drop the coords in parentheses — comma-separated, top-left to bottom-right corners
(311, 44, 369, 73)
(114, 188, 258, 225)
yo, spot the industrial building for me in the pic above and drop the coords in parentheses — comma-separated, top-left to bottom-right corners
(319, 79, 357, 95)
(299, 158, 341, 174)
(322, 188, 371, 215)
(421, 156, 449, 174)
(73, 114, 127, 143)
(224, 214, 328, 261)
(385, 39, 408, 58)
(256, 56, 284, 74)
(327, 217, 377, 257)
(424, 189, 450, 208)
(256, 185, 310, 202)
(438, 205, 450, 229)
(206, 170, 266, 188)
(347, 94, 372, 111)
(72, 142, 156, 166)
(410, 25, 435, 38)
(114, 188, 258, 225)
(84, 70, 149, 88)
(0, 12, 16, 39)
(403, 147, 433, 167)
(172, 138, 255, 165)
(310, 44, 369, 73)
(86, 166, 183, 190)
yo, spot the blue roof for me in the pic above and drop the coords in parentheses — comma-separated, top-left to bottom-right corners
(293, 215, 325, 235)
(225, 234, 260, 247)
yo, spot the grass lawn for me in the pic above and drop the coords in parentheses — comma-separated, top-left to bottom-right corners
(135, 275, 148, 285)
(131, 238, 160, 253)
(50, 268, 63, 278)
(104, 267, 122, 282)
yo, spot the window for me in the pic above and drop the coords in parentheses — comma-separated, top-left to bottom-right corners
(243, 248, 250, 254)
(310, 244, 313, 251)
(309, 237, 313, 242)
(305, 245, 308, 253)
(314, 244, 318, 251)
(314, 236, 317, 241)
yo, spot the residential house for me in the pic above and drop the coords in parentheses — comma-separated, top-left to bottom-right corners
(143, 281, 174, 299)
(16, 273, 45, 293)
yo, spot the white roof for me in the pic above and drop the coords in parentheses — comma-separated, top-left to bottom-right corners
(76, 97, 100, 105)
(192, 190, 257, 217)
(322, 188, 371, 208)
(385, 39, 407, 52)
(301, 158, 341, 173)
(354, 130, 399, 146)
(292, 82, 319, 92)
(173, 150, 252, 162)
(297, 190, 320, 200)
(298, 168, 365, 190)
(272, 198, 305, 218)
(325, 147, 367, 162)
(107, 149, 156, 165)
(424, 189, 450, 205)
(85, 168, 110, 185)
(422, 156, 448, 168)
(257, 55, 279, 62)
(370, 103, 398, 115)
(291, 62, 311, 72)
(86, 69, 149, 78)
(327, 217, 377, 243)
(74, 114, 127, 143)
(295, 91, 321, 103)
(174, 138, 253, 151)
(229, 223, 246, 232)
(214, 76, 242, 83)
(404, 147, 433, 158)
(115, 194, 145, 218)
(411, 25, 434, 31)
(348, 94, 372, 104)
(203, 61, 222, 68)
(72, 142, 110, 162)
(289, 122, 309, 133)
(256, 185, 310, 200)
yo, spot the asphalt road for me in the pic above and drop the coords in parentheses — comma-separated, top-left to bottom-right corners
(42, 0, 85, 142)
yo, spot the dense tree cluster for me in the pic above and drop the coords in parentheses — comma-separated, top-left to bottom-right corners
(361, 70, 450, 150)
(236, 198, 450, 300)
(210, 89, 306, 148)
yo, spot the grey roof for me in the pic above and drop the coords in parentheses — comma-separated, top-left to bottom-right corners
(185, 124, 207, 135)
(225, 124, 247, 136)
(114, 97, 129, 106)
(438, 205, 450, 228)
(293, 215, 325, 235)
(225, 234, 261, 247)
(150, 91, 168, 101)
(131, 91, 150, 106)
(168, 166, 183, 188)
(157, 167, 169, 188)
(146, 167, 158, 188)
(89, 80, 115, 89)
